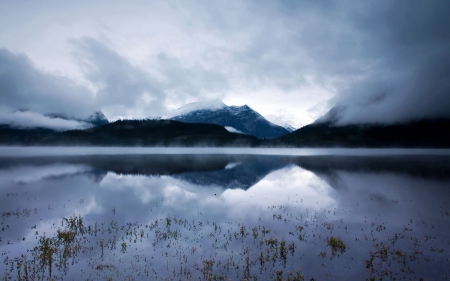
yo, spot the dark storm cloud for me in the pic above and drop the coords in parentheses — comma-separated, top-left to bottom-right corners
(0, 48, 97, 117)
(211, 0, 450, 124)
(311, 1, 450, 124)
(224, 0, 366, 89)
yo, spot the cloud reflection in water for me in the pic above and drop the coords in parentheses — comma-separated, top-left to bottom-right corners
(0, 154, 449, 280)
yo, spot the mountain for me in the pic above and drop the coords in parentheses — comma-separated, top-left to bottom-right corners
(0, 125, 58, 145)
(174, 156, 289, 190)
(0, 119, 259, 147)
(292, 155, 450, 181)
(272, 115, 450, 148)
(167, 99, 290, 139)
(312, 105, 347, 125)
(83, 111, 109, 126)
(46, 111, 109, 127)
(283, 124, 296, 133)
(0, 154, 292, 190)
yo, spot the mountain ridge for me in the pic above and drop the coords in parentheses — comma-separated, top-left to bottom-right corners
(272, 117, 450, 148)
(167, 100, 290, 139)
(0, 119, 259, 147)
(1, 117, 449, 147)
(46, 111, 109, 128)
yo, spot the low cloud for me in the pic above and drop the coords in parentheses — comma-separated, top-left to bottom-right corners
(323, 1, 450, 124)
(0, 109, 90, 131)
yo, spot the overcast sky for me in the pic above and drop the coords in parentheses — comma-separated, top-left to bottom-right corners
(1, 0, 449, 129)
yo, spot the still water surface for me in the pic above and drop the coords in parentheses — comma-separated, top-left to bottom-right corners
(0, 148, 449, 280)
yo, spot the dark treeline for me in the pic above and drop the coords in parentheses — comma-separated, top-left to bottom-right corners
(1, 118, 450, 148)
(0, 120, 259, 147)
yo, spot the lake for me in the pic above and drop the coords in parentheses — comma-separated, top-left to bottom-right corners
(1, 148, 449, 280)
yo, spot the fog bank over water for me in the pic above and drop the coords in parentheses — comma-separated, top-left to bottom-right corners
(1, 147, 450, 157)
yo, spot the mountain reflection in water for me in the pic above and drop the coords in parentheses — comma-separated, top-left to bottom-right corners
(1, 154, 449, 280)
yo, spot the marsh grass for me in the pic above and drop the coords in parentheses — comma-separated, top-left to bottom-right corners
(1, 204, 449, 280)
(327, 236, 346, 257)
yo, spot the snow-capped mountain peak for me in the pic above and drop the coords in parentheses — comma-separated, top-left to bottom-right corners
(165, 99, 226, 119)
(167, 100, 290, 139)
(227, 104, 257, 116)
(283, 124, 296, 133)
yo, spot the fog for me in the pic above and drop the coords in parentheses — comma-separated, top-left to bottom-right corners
(1, 147, 450, 158)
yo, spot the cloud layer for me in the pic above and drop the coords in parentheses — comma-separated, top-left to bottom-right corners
(0, 0, 449, 127)
(330, 1, 450, 124)
(0, 109, 91, 131)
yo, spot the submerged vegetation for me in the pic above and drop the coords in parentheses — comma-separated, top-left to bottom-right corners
(1, 154, 450, 280)
(1, 204, 449, 280)
(327, 236, 346, 257)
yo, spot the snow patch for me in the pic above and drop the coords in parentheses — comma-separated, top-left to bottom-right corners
(110, 116, 126, 122)
(283, 124, 296, 133)
(224, 126, 246, 134)
(224, 162, 241, 169)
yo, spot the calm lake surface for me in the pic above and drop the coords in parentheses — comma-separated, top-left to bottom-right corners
(1, 148, 449, 280)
